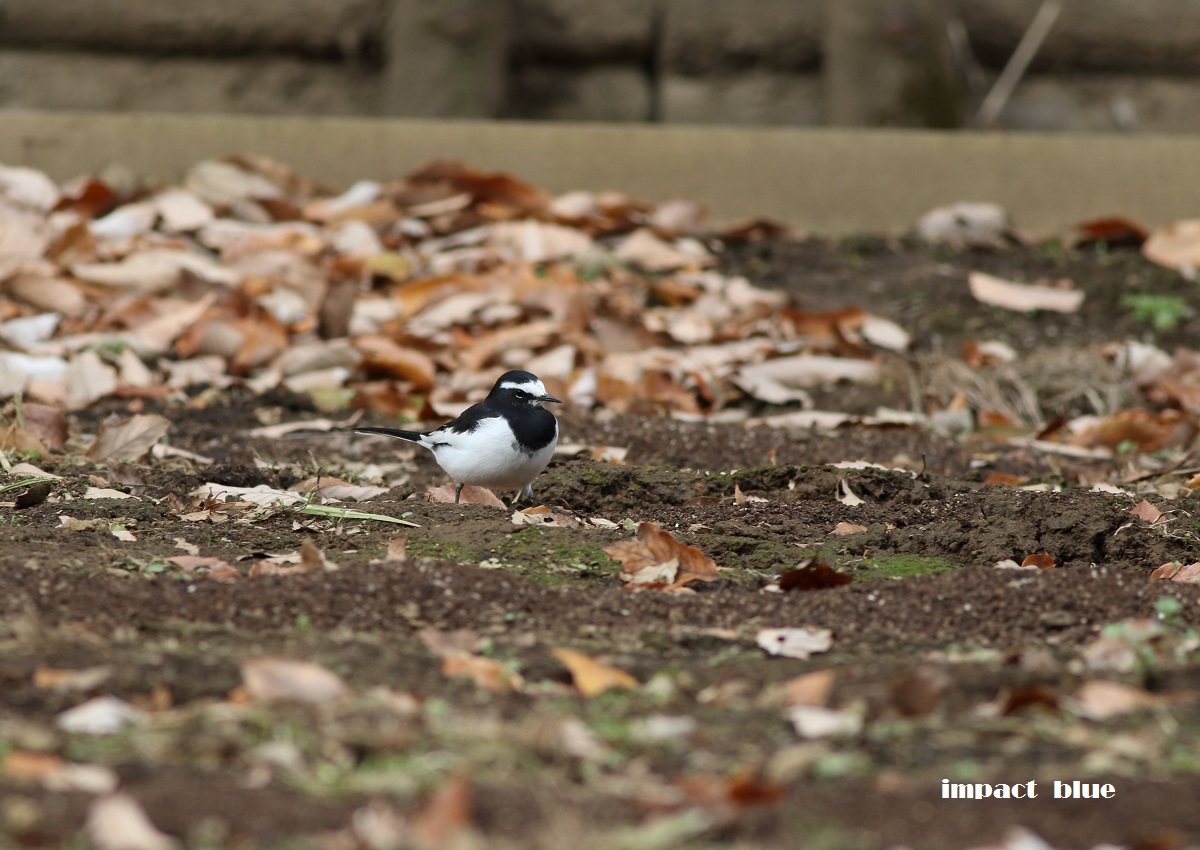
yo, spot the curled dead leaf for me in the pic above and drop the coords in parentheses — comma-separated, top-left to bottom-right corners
(552, 648, 637, 697)
(1020, 552, 1057, 571)
(605, 521, 719, 590)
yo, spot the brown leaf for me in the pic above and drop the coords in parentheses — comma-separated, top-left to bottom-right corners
(1020, 552, 1057, 570)
(1143, 219, 1200, 272)
(830, 521, 868, 535)
(888, 668, 946, 717)
(3, 749, 66, 781)
(426, 483, 507, 508)
(239, 657, 348, 705)
(208, 563, 241, 582)
(997, 686, 1060, 716)
(676, 771, 783, 812)
(355, 335, 438, 390)
(1130, 499, 1166, 524)
(19, 402, 68, 450)
(605, 521, 719, 590)
(552, 648, 638, 697)
(386, 534, 409, 564)
(405, 159, 549, 218)
(418, 627, 482, 658)
(512, 505, 580, 527)
(1071, 216, 1148, 249)
(412, 775, 473, 850)
(34, 665, 111, 691)
(1150, 561, 1200, 583)
(778, 560, 853, 592)
(85, 414, 170, 462)
(1070, 680, 1186, 721)
(299, 537, 337, 572)
(784, 669, 836, 708)
(1072, 409, 1195, 453)
(441, 654, 523, 693)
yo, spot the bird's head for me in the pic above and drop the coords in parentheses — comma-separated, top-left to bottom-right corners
(491, 370, 562, 408)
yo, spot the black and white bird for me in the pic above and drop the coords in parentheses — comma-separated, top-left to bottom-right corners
(357, 370, 561, 505)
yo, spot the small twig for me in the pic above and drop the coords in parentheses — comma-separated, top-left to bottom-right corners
(974, 0, 1062, 127)
(1123, 451, 1200, 485)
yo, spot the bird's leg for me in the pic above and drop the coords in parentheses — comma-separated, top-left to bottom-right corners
(510, 484, 535, 510)
(454, 482, 463, 504)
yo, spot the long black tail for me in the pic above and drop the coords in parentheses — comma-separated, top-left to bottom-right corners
(356, 426, 424, 443)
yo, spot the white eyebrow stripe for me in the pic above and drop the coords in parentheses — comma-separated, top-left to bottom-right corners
(501, 381, 545, 394)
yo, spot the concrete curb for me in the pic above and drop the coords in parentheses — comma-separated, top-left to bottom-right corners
(3, 110, 1198, 233)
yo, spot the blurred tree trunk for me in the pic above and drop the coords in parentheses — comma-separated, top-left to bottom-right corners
(823, 0, 963, 127)
(381, 0, 510, 117)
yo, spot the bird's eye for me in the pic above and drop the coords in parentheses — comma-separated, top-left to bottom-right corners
(513, 390, 527, 398)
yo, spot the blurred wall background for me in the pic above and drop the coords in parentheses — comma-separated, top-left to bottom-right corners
(1, 0, 1197, 132)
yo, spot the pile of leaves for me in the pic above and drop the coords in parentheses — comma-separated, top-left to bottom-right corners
(3, 158, 1200, 473)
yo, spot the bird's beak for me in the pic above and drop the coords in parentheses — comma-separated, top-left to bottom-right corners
(539, 394, 563, 405)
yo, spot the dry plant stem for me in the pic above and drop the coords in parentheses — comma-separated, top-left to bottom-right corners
(974, 0, 1062, 127)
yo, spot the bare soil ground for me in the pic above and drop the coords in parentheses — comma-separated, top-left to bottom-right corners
(3, 237, 1200, 850)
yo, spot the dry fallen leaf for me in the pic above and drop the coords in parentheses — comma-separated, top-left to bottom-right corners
(1150, 561, 1200, 583)
(777, 560, 853, 592)
(756, 627, 835, 660)
(289, 476, 390, 502)
(830, 522, 868, 536)
(1071, 409, 1195, 453)
(916, 202, 1008, 246)
(1020, 552, 1057, 570)
(441, 654, 524, 693)
(968, 271, 1084, 313)
(299, 537, 338, 572)
(1068, 680, 1177, 721)
(86, 414, 170, 462)
(56, 696, 146, 735)
(888, 668, 946, 717)
(511, 505, 580, 527)
(190, 482, 307, 507)
(427, 483, 507, 508)
(87, 793, 181, 850)
(386, 534, 409, 564)
(3, 750, 119, 795)
(1130, 499, 1166, 525)
(1143, 219, 1200, 275)
(605, 521, 720, 590)
(784, 669, 836, 708)
(34, 665, 112, 691)
(788, 705, 863, 739)
(239, 657, 348, 705)
(552, 648, 638, 697)
(412, 774, 474, 850)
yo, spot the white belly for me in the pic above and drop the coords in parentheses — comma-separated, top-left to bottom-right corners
(426, 417, 557, 491)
